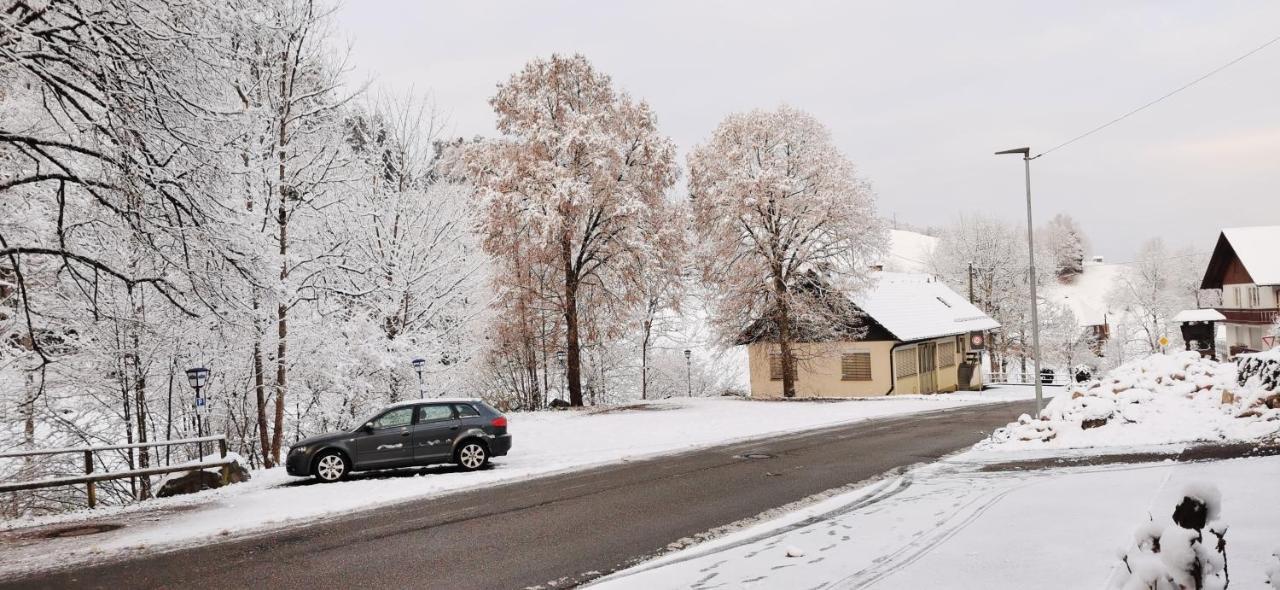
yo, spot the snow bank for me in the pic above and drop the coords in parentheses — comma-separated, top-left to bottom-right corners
(988, 352, 1280, 450)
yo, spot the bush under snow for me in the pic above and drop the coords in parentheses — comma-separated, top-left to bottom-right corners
(992, 352, 1280, 449)
(1115, 482, 1229, 590)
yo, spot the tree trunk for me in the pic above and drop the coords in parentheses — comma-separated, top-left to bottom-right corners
(772, 274, 797, 398)
(253, 323, 272, 468)
(563, 236, 583, 406)
(640, 317, 652, 400)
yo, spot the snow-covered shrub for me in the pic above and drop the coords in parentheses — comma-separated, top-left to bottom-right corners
(1236, 350, 1280, 393)
(1116, 482, 1229, 590)
(989, 352, 1280, 449)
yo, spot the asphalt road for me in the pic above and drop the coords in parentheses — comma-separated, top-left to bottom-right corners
(4, 400, 1034, 590)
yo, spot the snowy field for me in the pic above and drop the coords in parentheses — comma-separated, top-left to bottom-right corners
(0, 388, 1040, 578)
(593, 451, 1280, 589)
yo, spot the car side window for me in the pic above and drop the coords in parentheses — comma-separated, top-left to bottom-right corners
(454, 404, 481, 419)
(369, 408, 413, 430)
(416, 404, 454, 423)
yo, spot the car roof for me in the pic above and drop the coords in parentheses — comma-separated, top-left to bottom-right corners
(384, 397, 485, 410)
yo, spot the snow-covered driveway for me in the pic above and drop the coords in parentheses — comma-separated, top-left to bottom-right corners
(594, 449, 1280, 589)
(0, 388, 1041, 578)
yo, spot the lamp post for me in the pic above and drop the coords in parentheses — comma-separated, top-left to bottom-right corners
(185, 367, 210, 458)
(995, 146, 1044, 417)
(683, 349, 692, 397)
(555, 350, 566, 406)
(411, 357, 426, 399)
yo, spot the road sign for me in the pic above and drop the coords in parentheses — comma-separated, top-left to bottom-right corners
(195, 396, 207, 415)
(1264, 335, 1276, 349)
(1158, 336, 1169, 348)
(969, 331, 986, 351)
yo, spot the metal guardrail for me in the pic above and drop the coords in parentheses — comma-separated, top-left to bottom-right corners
(987, 372, 1075, 386)
(0, 435, 233, 508)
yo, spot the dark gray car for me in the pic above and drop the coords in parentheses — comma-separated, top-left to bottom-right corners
(285, 398, 511, 482)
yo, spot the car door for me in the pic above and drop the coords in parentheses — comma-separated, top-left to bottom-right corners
(412, 404, 459, 463)
(354, 407, 415, 468)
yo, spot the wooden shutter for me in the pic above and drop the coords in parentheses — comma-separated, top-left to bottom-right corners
(938, 342, 956, 367)
(895, 348, 917, 378)
(841, 353, 872, 381)
(769, 353, 782, 381)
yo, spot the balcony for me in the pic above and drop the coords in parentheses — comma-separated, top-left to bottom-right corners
(1215, 308, 1279, 325)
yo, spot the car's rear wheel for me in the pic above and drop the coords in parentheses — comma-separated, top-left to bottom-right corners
(313, 451, 349, 482)
(456, 441, 488, 471)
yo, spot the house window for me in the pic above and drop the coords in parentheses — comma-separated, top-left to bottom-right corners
(938, 342, 956, 367)
(895, 348, 917, 378)
(1233, 287, 1242, 307)
(768, 353, 797, 382)
(1249, 287, 1260, 307)
(841, 353, 872, 381)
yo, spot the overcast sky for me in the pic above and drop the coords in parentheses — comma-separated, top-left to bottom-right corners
(333, 1, 1280, 259)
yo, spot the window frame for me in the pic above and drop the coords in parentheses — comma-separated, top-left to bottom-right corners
(767, 353, 797, 382)
(452, 403, 481, 419)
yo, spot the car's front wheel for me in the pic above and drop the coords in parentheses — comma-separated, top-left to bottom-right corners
(456, 441, 488, 471)
(313, 451, 349, 483)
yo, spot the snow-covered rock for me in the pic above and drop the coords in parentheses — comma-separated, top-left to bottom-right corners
(990, 352, 1280, 450)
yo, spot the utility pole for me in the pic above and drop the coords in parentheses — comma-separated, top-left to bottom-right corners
(996, 147, 1045, 418)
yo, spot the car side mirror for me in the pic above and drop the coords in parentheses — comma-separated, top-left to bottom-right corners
(360, 424, 374, 435)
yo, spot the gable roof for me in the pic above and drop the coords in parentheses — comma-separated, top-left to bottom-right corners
(852, 272, 1000, 342)
(1201, 226, 1280, 288)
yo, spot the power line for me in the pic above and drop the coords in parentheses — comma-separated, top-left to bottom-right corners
(1034, 30, 1280, 159)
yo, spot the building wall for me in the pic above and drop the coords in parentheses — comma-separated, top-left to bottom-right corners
(1222, 282, 1279, 353)
(891, 336, 965, 394)
(747, 341, 895, 398)
(747, 335, 969, 398)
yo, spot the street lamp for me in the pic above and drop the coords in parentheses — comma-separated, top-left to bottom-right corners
(185, 367, 210, 458)
(995, 146, 1045, 417)
(411, 357, 426, 399)
(555, 350, 566, 406)
(683, 349, 692, 397)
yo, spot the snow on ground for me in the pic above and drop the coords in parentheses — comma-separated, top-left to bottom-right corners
(0, 388, 1040, 578)
(988, 352, 1280, 451)
(593, 451, 1280, 590)
(1041, 259, 1120, 327)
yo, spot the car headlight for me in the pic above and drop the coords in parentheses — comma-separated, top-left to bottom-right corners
(290, 445, 309, 455)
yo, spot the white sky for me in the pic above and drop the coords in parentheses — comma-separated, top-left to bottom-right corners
(333, 0, 1280, 259)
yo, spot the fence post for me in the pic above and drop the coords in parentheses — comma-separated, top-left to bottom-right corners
(83, 450, 96, 509)
(218, 437, 230, 484)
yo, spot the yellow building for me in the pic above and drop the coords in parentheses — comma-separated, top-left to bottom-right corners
(745, 273, 999, 398)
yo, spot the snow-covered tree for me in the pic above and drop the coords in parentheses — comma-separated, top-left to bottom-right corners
(687, 105, 884, 398)
(928, 214, 1044, 375)
(1108, 239, 1203, 356)
(463, 54, 679, 407)
(1042, 213, 1088, 281)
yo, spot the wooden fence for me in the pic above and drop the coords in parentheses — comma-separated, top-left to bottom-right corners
(0, 435, 235, 508)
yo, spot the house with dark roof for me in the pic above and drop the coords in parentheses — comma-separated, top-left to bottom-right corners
(743, 272, 1000, 398)
(1199, 226, 1280, 356)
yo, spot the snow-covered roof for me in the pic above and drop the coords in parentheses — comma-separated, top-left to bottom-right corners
(1041, 260, 1120, 327)
(1221, 226, 1280, 286)
(852, 272, 1000, 342)
(1172, 309, 1226, 323)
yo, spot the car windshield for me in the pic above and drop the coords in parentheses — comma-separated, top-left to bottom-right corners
(352, 407, 391, 431)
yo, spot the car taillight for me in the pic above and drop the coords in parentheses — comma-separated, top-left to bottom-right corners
(490, 416, 507, 428)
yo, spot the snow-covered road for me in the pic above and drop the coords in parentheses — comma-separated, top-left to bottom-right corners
(0, 388, 1042, 578)
(594, 450, 1280, 589)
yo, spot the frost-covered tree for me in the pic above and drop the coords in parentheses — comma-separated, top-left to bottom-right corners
(929, 214, 1045, 375)
(464, 54, 679, 407)
(1108, 239, 1203, 355)
(688, 106, 884, 398)
(1042, 213, 1088, 281)
(1039, 300, 1095, 373)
